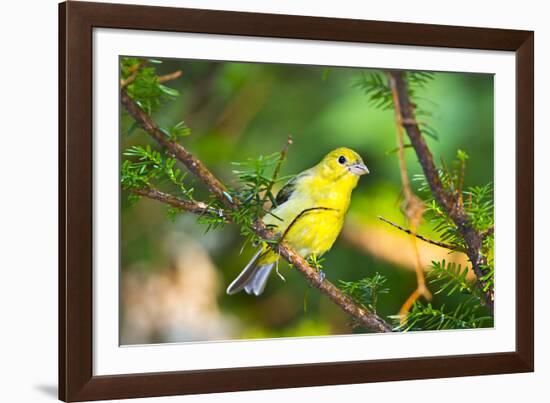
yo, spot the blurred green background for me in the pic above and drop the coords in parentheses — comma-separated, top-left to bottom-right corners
(120, 58, 493, 344)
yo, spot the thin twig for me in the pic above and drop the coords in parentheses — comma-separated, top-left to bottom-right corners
(121, 62, 181, 88)
(265, 135, 293, 202)
(386, 70, 494, 311)
(120, 60, 146, 88)
(121, 73, 138, 88)
(121, 88, 392, 333)
(158, 70, 183, 83)
(129, 188, 228, 220)
(377, 216, 456, 250)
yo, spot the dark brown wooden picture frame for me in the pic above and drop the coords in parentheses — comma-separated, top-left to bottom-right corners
(59, 1, 534, 401)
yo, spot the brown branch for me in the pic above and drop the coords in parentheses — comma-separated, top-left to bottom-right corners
(121, 88, 392, 333)
(251, 221, 393, 333)
(386, 71, 494, 311)
(129, 185, 391, 332)
(377, 216, 456, 251)
(121, 90, 234, 210)
(120, 60, 146, 88)
(158, 70, 182, 83)
(129, 188, 228, 220)
(120, 72, 138, 88)
(482, 226, 494, 239)
(120, 61, 181, 88)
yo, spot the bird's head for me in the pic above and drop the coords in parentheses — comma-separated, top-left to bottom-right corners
(317, 147, 369, 181)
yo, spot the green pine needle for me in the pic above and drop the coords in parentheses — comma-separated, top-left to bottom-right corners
(339, 273, 389, 313)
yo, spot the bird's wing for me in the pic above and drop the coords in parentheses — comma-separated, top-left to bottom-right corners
(274, 177, 296, 206)
(275, 171, 310, 206)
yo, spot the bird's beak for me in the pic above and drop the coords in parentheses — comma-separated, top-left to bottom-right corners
(349, 162, 369, 176)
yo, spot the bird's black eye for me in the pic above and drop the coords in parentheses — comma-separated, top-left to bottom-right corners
(338, 155, 347, 165)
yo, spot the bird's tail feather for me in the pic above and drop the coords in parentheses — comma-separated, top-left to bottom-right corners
(243, 263, 274, 296)
(226, 249, 274, 296)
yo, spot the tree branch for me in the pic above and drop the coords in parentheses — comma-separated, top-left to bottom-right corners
(377, 216, 456, 251)
(157, 70, 182, 83)
(121, 88, 393, 333)
(121, 90, 234, 210)
(386, 71, 494, 311)
(482, 226, 494, 239)
(265, 135, 293, 202)
(129, 188, 228, 220)
(120, 60, 146, 88)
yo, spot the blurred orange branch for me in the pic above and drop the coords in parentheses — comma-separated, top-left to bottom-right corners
(342, 219, 471, 279)
(386, 72, 431, 321)
(386, 71, 493, 312)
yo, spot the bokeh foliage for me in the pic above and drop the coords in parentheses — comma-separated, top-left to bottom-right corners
(120, 57, 494, 344)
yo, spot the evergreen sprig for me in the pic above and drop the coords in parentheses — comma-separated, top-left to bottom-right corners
(121, 57, 179, 114)
(354, 72, 394, 110)
(428, 259, 476, 297)
(405, 149, 494, 323)
(354, 70, 439, 140)
(121, 58, 197, 219)
(231, 152, 290, 214)
(340, 273, 389, 313)
(416, 152, 495, 251)
(464, 183, 494, 233)
(196, 152, 292, 246)
(394, 299, 492, 331)
(164, 121, 192, 142)
(413, 150, 494, 246)
(121, 145, 195, 217)
(307, 254, 326, 271)
(424, 198, 465, 249)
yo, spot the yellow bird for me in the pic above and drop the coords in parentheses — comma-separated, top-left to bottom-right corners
(227, 147, 369, 296)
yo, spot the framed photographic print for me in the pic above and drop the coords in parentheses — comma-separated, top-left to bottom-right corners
(59, 1, 534, 401)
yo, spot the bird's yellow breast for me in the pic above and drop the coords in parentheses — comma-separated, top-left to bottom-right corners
(262, 169, 358, 258)
(282, 208, 343, 256)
